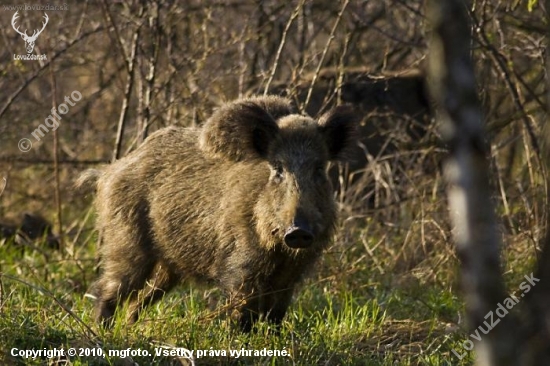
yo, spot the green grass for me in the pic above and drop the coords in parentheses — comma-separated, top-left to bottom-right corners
(2, 192, 537, 366)
(0, 230, 477, 366)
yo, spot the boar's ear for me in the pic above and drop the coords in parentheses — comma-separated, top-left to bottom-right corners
(318, 105, 359, 161)
(200, 96, 293, 161)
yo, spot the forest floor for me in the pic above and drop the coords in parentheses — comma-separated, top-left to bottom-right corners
(0, 194, 536, 366)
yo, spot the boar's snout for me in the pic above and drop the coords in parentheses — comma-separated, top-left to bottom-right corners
(284, 218, 314, 249)
(284, 227, 314, 248)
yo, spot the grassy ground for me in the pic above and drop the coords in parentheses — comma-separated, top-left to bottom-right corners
(0, 243, 468, 365)
(0, 163, 538, 365)
(0, 219, 463, 365)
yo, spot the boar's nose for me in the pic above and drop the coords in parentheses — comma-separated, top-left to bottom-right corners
(284, 220, 314, 249)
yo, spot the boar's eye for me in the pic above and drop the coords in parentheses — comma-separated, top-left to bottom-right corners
(272, 161, 284, 183)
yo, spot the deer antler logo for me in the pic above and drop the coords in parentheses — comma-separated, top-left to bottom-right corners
(11, 11, 48, 54)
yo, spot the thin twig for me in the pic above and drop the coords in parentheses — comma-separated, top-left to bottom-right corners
(49, 55, 64, 253)
(110, 4, 145, 162)
(263, 0, 305, 96)
(139, 1, 161, 143)
(469, 8, 541, 159)
(303, 0, 350, 111)
(100, 0, 131, 74)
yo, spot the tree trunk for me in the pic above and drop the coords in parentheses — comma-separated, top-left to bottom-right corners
(427, 1, 521, 364)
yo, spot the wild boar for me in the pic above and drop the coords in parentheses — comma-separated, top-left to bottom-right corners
(80, 95, 357, 331)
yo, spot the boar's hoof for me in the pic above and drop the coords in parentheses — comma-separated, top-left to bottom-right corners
(284, 226, 314, 248)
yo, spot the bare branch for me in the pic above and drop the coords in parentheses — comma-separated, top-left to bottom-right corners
(263, 0, 304, 96)
(109, 4, 145, 162)
(49, 55, 64, 253)
(139, 1, 161, 144)
(303, 0, 350, 112)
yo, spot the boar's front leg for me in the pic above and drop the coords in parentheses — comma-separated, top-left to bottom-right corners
(231, 289, 261, 332)
(236, 286, 295, 332)
(262, 286, 294, 325)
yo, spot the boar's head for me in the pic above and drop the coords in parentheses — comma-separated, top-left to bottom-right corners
(200, 96, 358, 250)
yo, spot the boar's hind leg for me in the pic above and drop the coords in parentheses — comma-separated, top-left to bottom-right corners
(94, 215, 157, 327)
(94, 258, 156, 326)
(127, 263, 177, 323)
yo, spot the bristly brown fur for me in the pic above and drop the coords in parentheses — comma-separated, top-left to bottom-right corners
(74, 169, 102, 191)
(84, 95, 358, 331)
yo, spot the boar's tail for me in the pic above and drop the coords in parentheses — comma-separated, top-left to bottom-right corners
(75, 169, 102, 191)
